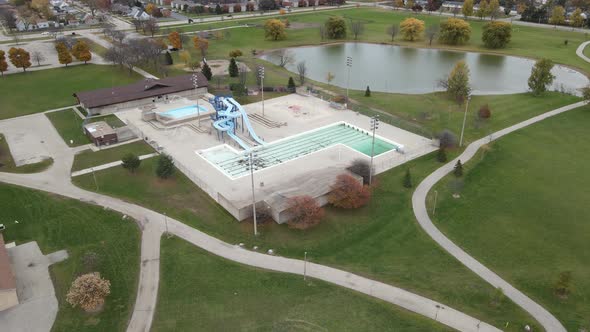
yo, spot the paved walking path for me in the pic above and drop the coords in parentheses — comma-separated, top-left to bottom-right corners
(576, 40, 590, 63)
(70, 153, 158, 177)
(411, 101, 587, 332)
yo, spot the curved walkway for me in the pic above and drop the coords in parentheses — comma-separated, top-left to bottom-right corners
(0, 114, 499, 331)
(412, 101, 587, 332)
(576, 40, 590, 63)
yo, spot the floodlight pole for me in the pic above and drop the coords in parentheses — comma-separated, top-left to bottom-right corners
(459, 95, 471, 147)
(369, 115, 379, 186)
(249, 152, 258, 236)
(259, 66, 265, 117)
(303, 251, 308, 280)
(346, 56, 352, 107)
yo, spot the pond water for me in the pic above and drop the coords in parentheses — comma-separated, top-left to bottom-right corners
(261, 43, 588, 95)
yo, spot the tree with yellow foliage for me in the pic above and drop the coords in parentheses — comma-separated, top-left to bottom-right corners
(72, 40, 92, 64)
(264, 19, 286, 40)
(0, 50, 8, 76)
(168, 31, 182, 49)
(438, 18, 471, 45)
(8, 47, 31, 72)
(192, 35, 209, 57)
(400, 17, 425, 41)
(145, 3, 156, 15)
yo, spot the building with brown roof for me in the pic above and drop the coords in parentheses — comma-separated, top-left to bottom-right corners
(74, 73, 209, 115)
(0, 234, 18, 311)
(83, 121, 118, 147)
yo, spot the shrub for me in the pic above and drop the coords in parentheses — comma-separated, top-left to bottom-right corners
(156, 154, 175, 179)
(328, 174, 372, 209)
(348, 159, 371, 184)
(478, 104, 491, 119)
(229, 49, 243, 58)
(403, 168, 412, 188)
(325, 16, 347, 39)
(365, 86, 371, 97)
(287, 76, 296, 92)
(121, 153, 141, 173)
(228, 57, 239, 77)
(233, 4, 242, 12)
(554, 271, 572, 299)
(438, 129, 457, 149)
(437, 148, 447, 162)
(482, 21, 512, 49)
(438, 18, 471, 45)
(66, 273, 111, 311)
(286, 195, 324, 229)
(400, 17, 425, 41)
(229, 83, 247, 96)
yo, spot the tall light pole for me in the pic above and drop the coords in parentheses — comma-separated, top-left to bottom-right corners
(345, 56, 352, 107)
(459, 95, 471, 147)
(191, 73, 201, 127)
(258, 66, 265, 117)
(369, 115, 379, 186)
(245, 151, 260, 236)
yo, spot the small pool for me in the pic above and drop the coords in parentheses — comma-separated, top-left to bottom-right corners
(200, 122, 402, 178)
(160, 105, 208, 119)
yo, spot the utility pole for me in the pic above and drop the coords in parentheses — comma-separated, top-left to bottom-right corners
(303, 251, 308, 280)
(432, 190, 438, 215)
(459, 95, 471, 147)
(91, 168, 99, 191)
(192, 73, 201, 127)
(346, 56, 352, 107)
(258, 66, 265, 117)
(369, 115, 379, 185)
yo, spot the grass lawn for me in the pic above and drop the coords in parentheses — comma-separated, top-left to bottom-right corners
(0, 133, 54, 173)
(152, 237, 452, 332)
(71, 140, 155, 172)
(73, 155, 539, 331)
(0, 183, 140, 332)
(428, 105, 590, 331)
(46, 109, 91, 147)
(0, 65, 142, 120)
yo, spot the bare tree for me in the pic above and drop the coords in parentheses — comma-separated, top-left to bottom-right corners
(426, 24, 439, 46)
(131, 19, 143, 32)
(387, 24, 399, 42)
(277, 49, 294, 68)
(143, 18, 159, 37)
(111, 30, 126, 44)
(104, 45, 125, 68)
(350, 20, 365, 40)
(142, 39, 166, 70)
(31, 51, 46, 66)
(56, 36, 76, 50)
(319, 26, 326, 41)
(238, 66, 248, 86)
(297, 61, 307, 85)
(11, 32, 20, 46)
(0, 8, 17, 32)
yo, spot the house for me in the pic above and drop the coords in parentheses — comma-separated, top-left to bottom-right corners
(74, 73, 209, 115)
(83, 121, 118, 147)
(81, 13, 100, 25)
(0, 234, 18, 312)
(129, 6, 151, 20)
(36, 19, 50, 29)
(111, 3, 131, 14)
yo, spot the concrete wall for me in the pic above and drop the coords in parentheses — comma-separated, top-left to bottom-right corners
(85, 87, 208, 115)
(0, 289, 18, 311)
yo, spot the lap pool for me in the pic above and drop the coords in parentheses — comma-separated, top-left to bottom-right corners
(199, 122, 403, 178)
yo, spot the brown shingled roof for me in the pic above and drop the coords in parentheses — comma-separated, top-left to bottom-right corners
(0, 234, 16, 291)
(74, 73, 208, 109)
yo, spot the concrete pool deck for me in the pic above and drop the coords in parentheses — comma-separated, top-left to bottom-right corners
(117, 94, 436, 221)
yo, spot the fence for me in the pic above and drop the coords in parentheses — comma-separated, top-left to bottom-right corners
(373, 144, 438, 175)
(126, 122, 220, 202)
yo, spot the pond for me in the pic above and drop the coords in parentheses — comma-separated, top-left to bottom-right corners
(261, 43, 588, 95)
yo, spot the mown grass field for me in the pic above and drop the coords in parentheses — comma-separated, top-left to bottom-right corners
(0, 65, 141, 120)
(152, 237, 453, 331)
(428, 105, 590, 331)
(73, 153, 539, 331)
(0, 183, 140, 332)
(71, 140, 155, 172)
(46, 109, 91, 147)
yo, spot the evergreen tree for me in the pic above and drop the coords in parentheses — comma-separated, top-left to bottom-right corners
(454, 159, 463, 177)
(121, 153, 141, 173)
(202, 62, 212, 80)
(437, 148, 447, 163)
(215, 3, 222, 14)
(287, 76, 296, 92)
(365, 86, 371, 97)
(228, 57, 239, 77)
(164, 51, 173, 65)
(403, 168, 412, 188)
(156, 154, 175, 179)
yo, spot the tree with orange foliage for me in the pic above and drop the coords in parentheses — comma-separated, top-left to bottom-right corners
(328, 173, 372, 209)
(168, 31, 182, 49)
(72, 40, 92, 64)
(192, 35, 209, 57)
(0, 50, 7, 76)
(145, 2, 156, 15)
(286, 195, 324, 229)
(8, 47, 31, 72)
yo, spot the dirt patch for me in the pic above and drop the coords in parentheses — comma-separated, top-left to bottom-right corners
(183, 59, 250, 76)
(288, 22, 321, 30)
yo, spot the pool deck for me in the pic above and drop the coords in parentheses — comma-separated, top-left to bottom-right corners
(117, 94, 436, 220)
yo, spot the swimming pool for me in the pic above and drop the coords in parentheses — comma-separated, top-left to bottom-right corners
(200, 122, 403, 178)
(159, 105, 208, 119)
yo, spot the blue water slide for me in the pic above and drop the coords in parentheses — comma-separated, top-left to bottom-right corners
(227, 98, 266, 146)
(212, 99, 250, 150)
